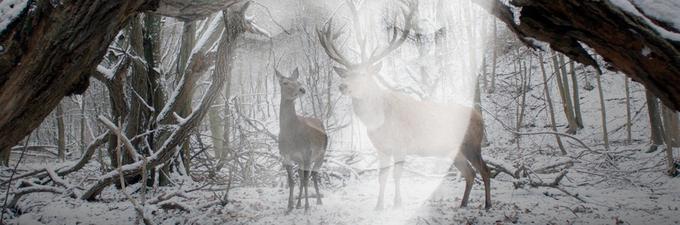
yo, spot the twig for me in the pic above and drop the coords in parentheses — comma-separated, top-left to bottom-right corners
(157, 200, 192, 212)
(527, 171, 586, 203)
(1, 133, 31, 222)
(45, 168, 70, 189)
(486, 161, 518, 179)
(480, 105, 602, 155)
(116, 132, 155, 225)
(99, 116, 143, 161)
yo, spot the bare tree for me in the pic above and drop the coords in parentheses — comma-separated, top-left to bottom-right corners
(551, 52, 577, 134)
(646, 90, 665, 152)
(662, 104, 678, 176)
(594, 68, 610, 151)
(539, 52, 567, 155)
(569, 60, 583, 128)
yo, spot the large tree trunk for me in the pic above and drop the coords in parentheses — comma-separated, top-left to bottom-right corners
(0, 0, 241, 167)
(0, 1, 153, 165)
(476, 0, 680, 110)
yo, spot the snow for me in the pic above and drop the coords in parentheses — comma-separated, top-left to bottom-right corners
(96, 65, 115, 79)
(524, 37, 550, 52)
(192, 13, 223, 55)
(610, 0, 680, 41)
(632, 0, 680, 32)
(0, 0, 28, 34)
(642, 45, 652, 56)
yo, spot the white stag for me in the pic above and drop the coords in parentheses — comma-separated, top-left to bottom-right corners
(317, 0, 491, 210)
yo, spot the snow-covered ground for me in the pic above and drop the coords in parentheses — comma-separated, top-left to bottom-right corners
(8, 145, 680, 225)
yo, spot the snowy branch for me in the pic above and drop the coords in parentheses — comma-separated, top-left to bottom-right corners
(151, 0, 243, 21)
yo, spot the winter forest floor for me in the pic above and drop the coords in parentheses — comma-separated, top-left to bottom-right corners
(6, 141, 680, 225)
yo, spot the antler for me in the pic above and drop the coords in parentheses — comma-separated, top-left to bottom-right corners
(364, 0, 417, 66)
(318, 0, 417, 69)
(317, 20, 358, 68)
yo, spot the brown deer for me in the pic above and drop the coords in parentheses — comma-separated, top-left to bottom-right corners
(276, 68, 329, 213)
(317, 0, 491, 210)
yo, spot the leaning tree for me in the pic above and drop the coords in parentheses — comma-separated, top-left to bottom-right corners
(475, 0, 680, 108)
(0, 0, 243, 165)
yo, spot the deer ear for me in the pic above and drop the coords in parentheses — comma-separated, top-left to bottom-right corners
(368, 62, 383, 75)
(239, 1, 252, 15)
(291, 68, 300, 80)
(333, 66, 348, 78)
(275, 69, 284, 80)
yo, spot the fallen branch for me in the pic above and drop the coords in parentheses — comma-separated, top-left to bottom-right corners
(148, 191, 192, 205)
(527, 170, 585, 203)
(0, 132, 109, 187)
(98, 116, 143, 162)
(45, 168, 71, 189)
(7, 181, 77, 209)
(534, 160, 574, 174)
(157, 200, 193, 212)
(487, 161, 519, 179)
(116, 135, 155, 225)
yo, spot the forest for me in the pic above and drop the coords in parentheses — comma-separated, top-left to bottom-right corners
(0, 0, 679, 224)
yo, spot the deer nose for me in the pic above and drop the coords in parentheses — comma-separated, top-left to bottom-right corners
(339, 84, 347, 92)
(299, 88, 306, 94)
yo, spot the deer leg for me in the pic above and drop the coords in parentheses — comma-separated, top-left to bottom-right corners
(466, 148, 492, 209)
(296, 168, 303, 209)
(393, 160, 404, 208)
(303, 170, 310, 212)
(375, 155, 390, 211)
(312, 171, 322, 205)
(453, 153, 475, 208)
(285, 165, 295, 213)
